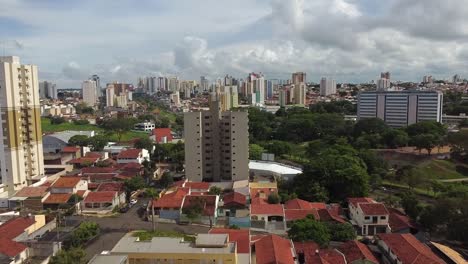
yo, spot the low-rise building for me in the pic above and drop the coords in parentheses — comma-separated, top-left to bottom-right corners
(134, 122, 155, 132)
(253, 235, 297, 264)
(150, 128, 173, 143)
(116, 149, 149, 164)
(348, 197, 390, 236)
(50, 177, 88, 194)
(82, 191, 123, 214)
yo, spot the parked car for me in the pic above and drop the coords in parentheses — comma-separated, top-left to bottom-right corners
(130, 199, 138, 206)
(119, 206, 129, 213)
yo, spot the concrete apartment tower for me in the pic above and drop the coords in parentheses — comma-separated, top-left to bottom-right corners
(0, 56, 45, 203)
(184, 100, 249, 182)
(82, 80, 97, 106)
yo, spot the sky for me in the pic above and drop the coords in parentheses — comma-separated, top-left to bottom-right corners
(2, 0, 468, 88)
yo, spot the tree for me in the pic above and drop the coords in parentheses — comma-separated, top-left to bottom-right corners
(325, 222, 356, 242)
(411, 133, 438, 155)
(383, 129, 409, 148)
(49, 248, 86, 264)
(249, 144, 265, 160)
(124, 176, 145, 202)
(50, 116, 66, 124)
(88, 135, 108, 151)
(68, 221, 100, 248)
(353, 118, 388, 137)
(182, 197, 204, 222)
(400, 192, 423, 220)
(101, 117, 138, 141)
(208, 186, 223, 195)
(134, 137, 154, 154)
(146, 188, 159, 231)
(68, 135, 89, 147)
(406, 121, 446, 137)
(263, 140, 293, 157)
(159, 172, 174, 188)
(267, 193, 280, 204)
(287, 215, 331, 246)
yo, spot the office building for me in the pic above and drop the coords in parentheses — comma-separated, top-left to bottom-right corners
(319, 77, 336, 96)
(357, 90, 443, 128)
(106, 84, 115, 107)
(184, 100, 249, 182)
(90, 74, 101, 95)
(39, 81, 57, 99)
(292, 72, 306, 85)
(81, 80, 98, 106)
(0, 56, 45, 201)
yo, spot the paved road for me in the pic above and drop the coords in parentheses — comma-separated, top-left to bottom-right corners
(66, 199, 210, 260)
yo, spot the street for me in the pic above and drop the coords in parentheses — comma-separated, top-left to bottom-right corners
(65, 199, 210, 260)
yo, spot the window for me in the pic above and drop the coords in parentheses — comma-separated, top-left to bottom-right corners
(365, 216, 370, 220)
(380, 216, 386, 220)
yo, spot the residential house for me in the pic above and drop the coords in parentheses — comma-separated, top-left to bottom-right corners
(82, 191, 122, 214)
(339, 240, 379, 264)
(388, 208, 417, 234)
(60, 146, 81, 164)
(253, 235, 297, 264)
(348, 197, 390, 236)
(209, 228, 250, 264)
(294, 241, 346, 264)
(250, 200, 285, 232)
(10, 187, 50, 211)
(50, 177, 88, 194)
(116, 149, 149, 164)
(151, 188, 189, 222)
(219, 192, 249, 227)
(284, 199, 346, 225)
(151, 128, 173, 143)
(67, 152, 103, 168)
(181, 194, 219, 225)
(376, 233, 445, 264)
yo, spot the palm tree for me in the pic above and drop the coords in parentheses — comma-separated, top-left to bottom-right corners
(146, 188, 159, 232)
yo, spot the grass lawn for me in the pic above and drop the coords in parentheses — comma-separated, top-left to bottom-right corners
(382, 180, 436, 198)
(106, 131, 150, 142)
(41, 117, 100, 133)
(413, 159, 468, 180)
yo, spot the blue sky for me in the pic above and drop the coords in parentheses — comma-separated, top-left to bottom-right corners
(2, 0, 468, 88)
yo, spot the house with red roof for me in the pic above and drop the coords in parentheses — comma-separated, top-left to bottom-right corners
(67, 152, 103, 168)
(150, 128, 173, 143)
(339, 240, 379, 264)
(294, 241, 346, 264)
(50, 176, 88, 194)
(82, 191, 122, 214)
(209, 228, 250, 264)
(116, 148, 149, 164)
(181, 194, 219, 225)
(388, 207, 417, 234)
(348, 197, 390, 236)
(253, 235, 296, 264)
(377, 233, 445, 264)
(151, 188, 190, 222)
(250, 203, 286, 232)
(60, 146, 81, 164)
(10, 186, 50, 211)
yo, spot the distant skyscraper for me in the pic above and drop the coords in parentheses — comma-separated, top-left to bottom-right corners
(184, 101, 249, 182)
(377, 78, 391, 91)
(106, 84, 115, 107)
(292, 72, 306, 85)
(320, 77, 336, 96)
(380, 72, 391, 79)
(423, 75, 433, 84)
(246, 73, 265, 105)
(293, 83, 306, 105)
(39, 81, 57, 99)
(157, 77, 167, 91)
(82, 80, 98, 106)
(200, 76, 209, 92)
(358, 90, 443, 128)
(168, 77, 179, 92)
(90, 74, 101, 95)
(452, 74, 461, 84)
(0, 56, 45, 200)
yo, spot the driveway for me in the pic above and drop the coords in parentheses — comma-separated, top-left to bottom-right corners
(66, 198, 210, 260)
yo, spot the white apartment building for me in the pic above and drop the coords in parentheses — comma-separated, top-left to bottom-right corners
(0, 56, 45, 204)
(357, 90, 443, 128)
(106, 84, 115, 107)
(82, 80, 97, 106)
(377, 78, 391, 91)
(293, 83, 306, 105)
(320, 77, 336, 96)
(184, 100, 249, 182)
(134, 122, 155, 132)
(38, 81, 57, 99)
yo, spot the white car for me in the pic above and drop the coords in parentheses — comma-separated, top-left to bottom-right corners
(130, 199, 138, 206)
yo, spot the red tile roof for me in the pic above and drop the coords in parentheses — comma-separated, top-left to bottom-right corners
(43, 193, 72, 204)
(339, 240, 379, 264)
(377, 233, 445, 264)
(68, 157, 99, 165)
(88, 183, 100, 189)
(250, 187, 277, 200)
(51, 177, 82, 188)
(97, 182, 124, 192)
(62, 146, 80, 153)
(284, 198, 313, 210)
(87, 173, 117, 182)
(209, 228, 250, 254)
(117, 149, 142, 159)
(120, 162, 142, 169)
(152, 189, 188, 209)
(222, 192, 246, 207)
(76, 190, 87, 198)
(250, 197, 268, 205)
(294, 242, 346, 264)
(14, 186, 49, 197)
(84, 191, 117, 203)
(81, 167, 117, 174)
(182, 195, 217, 216)
(0, 238, 27, 257)
(184, 181, 210, 190)
(251, 203, 284, 216)
(153, 128, 173, 143)
(285, 209, 319, 221)
(255, 235, 295, 264)
(359, 203, 389, 215)
(388, 208, 416, 232)
(317, 209, 346, 223)
(310, 202, 327, 210)
(84, 152, 102, 158)
(0, 217, 36, 240)
(348, 197, 374, 207)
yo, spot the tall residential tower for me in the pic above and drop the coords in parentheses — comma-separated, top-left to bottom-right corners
(0, 56, 45, 202)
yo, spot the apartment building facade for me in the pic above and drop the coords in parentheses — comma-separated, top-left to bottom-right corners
(184, 100, 249, 182)
(357, 90, 443, 127)
(0, 56, 45, 201)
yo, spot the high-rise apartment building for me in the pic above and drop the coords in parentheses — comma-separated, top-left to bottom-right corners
(90, 74, 101, 95)
(168, 77, 179, 92)
(381, 72, 391, 79)
(423, 75, 433, 84)
(0, 56, 45, 200)
(106, 84, 115, 107)
(293, 83, 306, 105)
(200, 76, 209, 92)
(358, 90, 443, 128)
(184, 100, 249, 182)
(39, 81, 57, 99)
(157, 77, 167, 91)
(292, 72, 306, 85)
(320, 77, 336, 96)
(82, 80, 97, 106)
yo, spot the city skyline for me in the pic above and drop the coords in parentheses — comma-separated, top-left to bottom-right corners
(2, 0, 468, 88)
